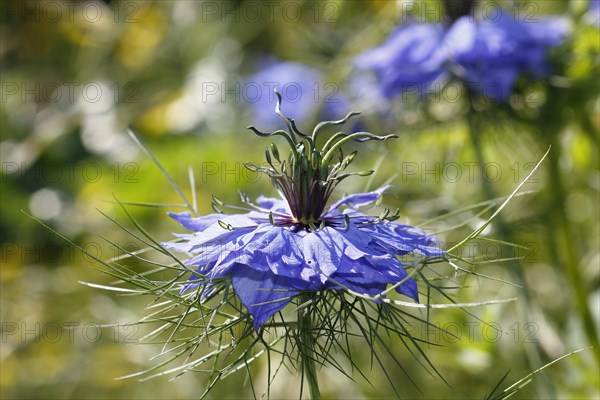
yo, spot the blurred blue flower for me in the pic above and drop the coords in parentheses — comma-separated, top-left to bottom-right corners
(449, 13, 569, 100)
(164, 186, 442, 330)
(245, 60, 346, 129)
(355, 23, 451, 98)
(356, 11, 569, 101)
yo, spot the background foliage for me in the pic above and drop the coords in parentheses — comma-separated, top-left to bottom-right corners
(1, 0, 598, 398)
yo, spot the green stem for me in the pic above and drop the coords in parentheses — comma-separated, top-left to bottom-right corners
(298, 295, 320, 400)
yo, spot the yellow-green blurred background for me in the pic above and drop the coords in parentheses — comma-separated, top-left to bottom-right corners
(1, 0, 599, 398)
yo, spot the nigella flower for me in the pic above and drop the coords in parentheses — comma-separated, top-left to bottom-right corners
(354, 22, 451, 98)
(244, 59, 347, 130)
(448, 12, 569, 100)
(164, 91, 443, 331)
(356, 9, 570, 101)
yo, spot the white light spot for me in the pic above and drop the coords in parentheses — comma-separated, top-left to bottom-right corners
(29, 188, 62, 220)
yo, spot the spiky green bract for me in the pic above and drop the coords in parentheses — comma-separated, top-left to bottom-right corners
(36, 189, 532, 399)
(32, 128, 549, 399)
(484, 347, 591, 400)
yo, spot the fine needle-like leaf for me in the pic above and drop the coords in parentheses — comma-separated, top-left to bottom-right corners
(448, 147, 550, 252)
(128, 129, 195, 212)
(485, 347, 590, 400)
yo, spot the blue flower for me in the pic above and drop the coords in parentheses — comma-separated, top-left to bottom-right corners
(449, 13, 569, 100)
(355, 22, 451, 98)
(164, 94, 443, 331)
(165, 186, 442, 330)
(355, 11, 569, 101)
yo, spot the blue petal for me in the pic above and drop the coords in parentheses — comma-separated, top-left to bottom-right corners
(168, 211, 222, 232)
(355, 23, 449, 97)
(328, 255, 419, 302)
(178, 215, 261, 250)
(230, 264, 308, 330)
(325, 275, 387, 296)
(327, 224, 381, 259)
(255, 195, 291, 213)
(525, 16, 570, 47)
(300, 228, 344, 282)
(367, 221, 445, 257)
(395, 276, 419, 301)
(249, 228, 322, 285)
(327, 185, 391, 213)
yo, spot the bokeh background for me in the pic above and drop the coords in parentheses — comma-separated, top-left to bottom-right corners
(1, 0, 599, 399)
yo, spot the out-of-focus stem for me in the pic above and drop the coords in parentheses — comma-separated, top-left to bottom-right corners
(298, 295, 320, 400)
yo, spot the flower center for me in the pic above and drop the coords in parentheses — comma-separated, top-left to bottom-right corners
(245, 90, 397, 231)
